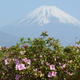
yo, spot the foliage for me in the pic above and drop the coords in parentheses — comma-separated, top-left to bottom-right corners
(0, 31, 80, 80)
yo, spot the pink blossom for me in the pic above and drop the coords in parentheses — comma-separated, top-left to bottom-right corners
(37, 71, 40, 74)
(46, 62, 50, 67)
(68, 60, 72, 64)
(33, 68, 38, 72)
(14, 59, 20, 64)
(48, 72, 52, 77)
(22, 58, 27, 62)
(62, 64, 66, 68)
(40, 55, 42, 58)
(48, 71, 57, 77)
(13, 58, 17, 61)
(65, 71, 73, 76)
(60, 64, 66, 69)
(58, 62, 61, 65)
(5, 59, 10, 65)
(51, 71, 57, 76)
(22, 58, 31, 65)
(68, 72, 73, 76)
(15, 74, 21, 80)
(15, 63, 26, 70)
(50, 64, 55, 70)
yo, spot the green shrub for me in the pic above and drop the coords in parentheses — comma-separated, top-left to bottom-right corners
(0, 31, 80, 80)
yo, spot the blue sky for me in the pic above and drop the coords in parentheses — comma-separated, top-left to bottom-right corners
(0, 0, 80, 27)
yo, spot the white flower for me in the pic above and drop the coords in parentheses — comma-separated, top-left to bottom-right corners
(0, 46, 2, 50)
(19, 51, 26, 55)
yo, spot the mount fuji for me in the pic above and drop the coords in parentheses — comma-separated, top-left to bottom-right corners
(0, 6, 80, 46)
(17, 6, 80, 26)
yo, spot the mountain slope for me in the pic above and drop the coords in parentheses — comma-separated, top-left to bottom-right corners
(0, 31, 19, 47)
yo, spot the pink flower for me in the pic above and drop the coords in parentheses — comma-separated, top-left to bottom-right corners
(15, 74, 21, 80)
(51, 71, 57, 76)
(22, 58, 27, 62)
(22, 58, 31, 65)
(48, 71, 57, 77)
(63, 64, 66, 68)
(37, 71, 41, 74)
(65, 71, 73, 76)
(68, 72, 73, 76)
(58, 62, 61, 65)
(60, 64, 66, 69)
(50, 64, 55, 70)
(40, 55, 42, 58)
(46, 62, 50, 67)
(15, 63, 26, 70)
(68, 60, 72, 64)
(48, 72, 52, 77)
(5, 59, 10, 65)
(33, 68, 38, 72)
(14, 59, 20, 64)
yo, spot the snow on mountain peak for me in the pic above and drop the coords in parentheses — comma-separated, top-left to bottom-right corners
(17, 6, 80, 26)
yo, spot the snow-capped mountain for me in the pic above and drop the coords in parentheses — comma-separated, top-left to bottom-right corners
(0, 6, 80, 46)
(17, 6, 80, 26)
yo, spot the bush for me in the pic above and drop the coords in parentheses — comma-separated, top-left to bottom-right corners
(0, 31, 80, 80)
